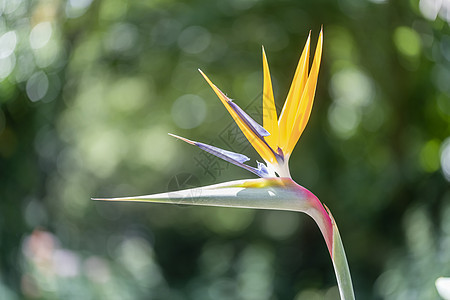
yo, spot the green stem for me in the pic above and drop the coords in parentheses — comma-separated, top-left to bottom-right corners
(307, 201, 355, 300)
(330, 221, 355, 300)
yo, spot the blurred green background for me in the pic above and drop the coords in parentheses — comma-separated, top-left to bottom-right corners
(1, 0, 450, 299)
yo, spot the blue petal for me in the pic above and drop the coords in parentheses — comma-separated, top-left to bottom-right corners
(256, 161, 270, 177)
(197, 142, 250, 164)
(169, 134, 270, 178)
(227, 100, 270, 137)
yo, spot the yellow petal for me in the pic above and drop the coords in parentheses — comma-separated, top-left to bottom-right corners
(286, 29, 323, 155)
(199, 70, 277, 164)
(262, 46, 279, 150)
(278, 32, 311, 151)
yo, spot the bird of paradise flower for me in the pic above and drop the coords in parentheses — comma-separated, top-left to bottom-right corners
(94, 29, 355, 299)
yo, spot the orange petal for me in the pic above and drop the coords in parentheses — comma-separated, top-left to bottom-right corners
(286, 29, 323, 155)
(262, 46, 279, 150)
(278, 32, 311, 152)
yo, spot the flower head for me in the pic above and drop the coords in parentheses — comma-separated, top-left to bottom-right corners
(171, 29, 322, 178)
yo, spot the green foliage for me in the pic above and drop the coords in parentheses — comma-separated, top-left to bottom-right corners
(0, 0, 449, 298)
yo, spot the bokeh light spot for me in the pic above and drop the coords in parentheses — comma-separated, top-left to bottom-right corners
(328, 102, 361, 139)
(0, 31, 17, 58)
(104, 23, 138, 54)
(330, 67, 374, 107)
(83, 256, 110, 283)
(135, 127, 177, 170)
(403, 206, 434, 257)
(420, 139, 441, 172)
(80, 128, 125, 178)
(26, 71, 48, 102)
(178, 26, 211, 54)
(116, 237, 163, 287)
(108, 77, 150, 113)
(53, 249, 80, 277)
(171, 94, 207, 129)
(151, 19, 182, 46)
(29, 22, 52, 50)
(393, 26, 421, 58)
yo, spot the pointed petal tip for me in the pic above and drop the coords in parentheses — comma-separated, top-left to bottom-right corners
(91, 196, 143, 202)
(92, 197, 105, 201)
(168, 132, 180, 138)
(168, 133, 195, 145)
(91, 197, 121, 201)
(199, 70, 226, 99)
(303, 31, 311, 53)
(91, 197, 126, 201)
(318, 28, 323, 45)
(262, 45, 269, 63)
(198, 69, 207, 78)
(198, 69, 208, 79)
